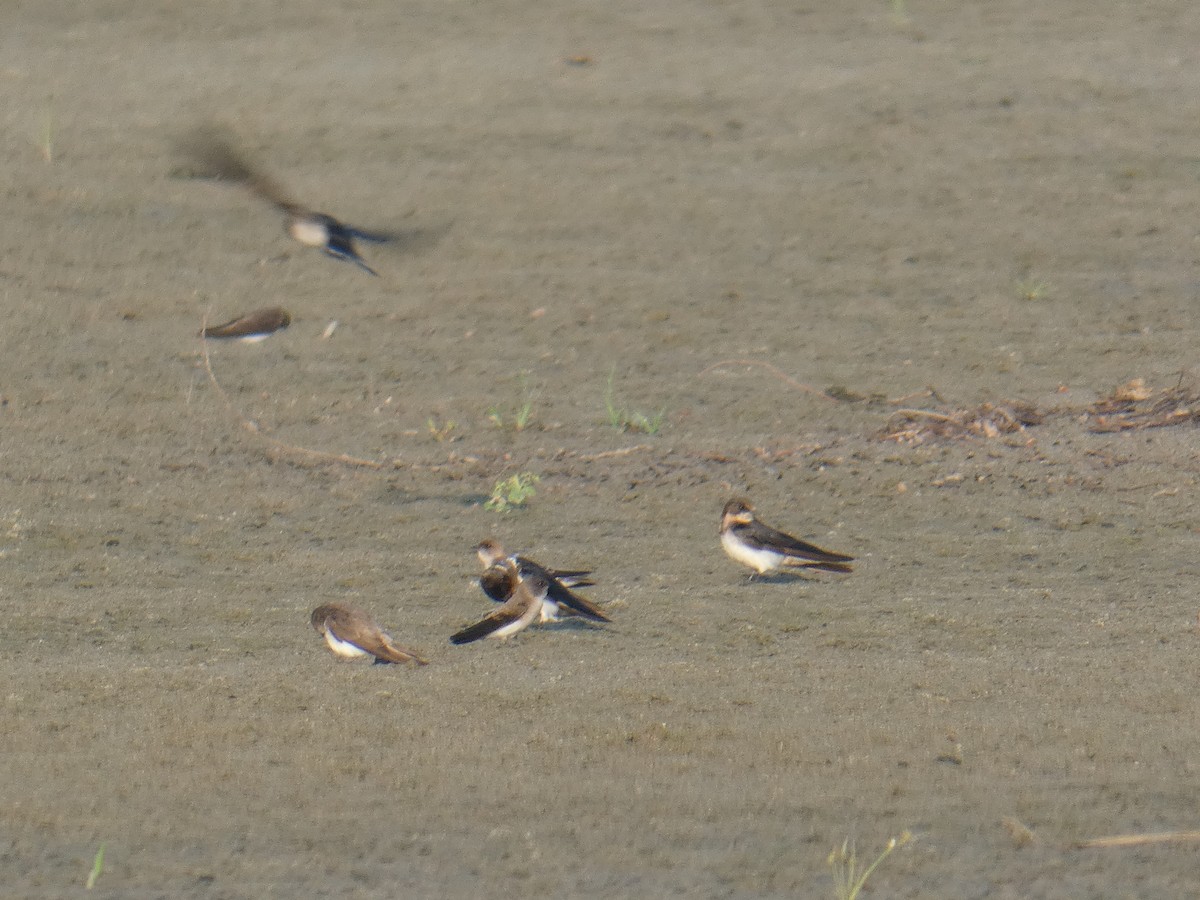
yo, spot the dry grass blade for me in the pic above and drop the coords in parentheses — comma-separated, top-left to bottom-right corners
(1074, 830, 1200, 849)
(575, 444, 655, 461)
(198, 310, 384, 470)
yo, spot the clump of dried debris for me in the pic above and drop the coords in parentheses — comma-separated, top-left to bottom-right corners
(879, 401, 1044, 445)
(1085, 377, 1200, 432)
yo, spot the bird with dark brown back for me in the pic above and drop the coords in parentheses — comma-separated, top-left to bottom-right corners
(719, 498, 854, 580)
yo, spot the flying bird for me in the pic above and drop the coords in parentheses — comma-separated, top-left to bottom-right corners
(475, 538, 608, 623)
(200, 306, 291, 341)
(310, 602, 427, 665)
(451, 560, 547, 644)
(720, 498, 854, 579)
(185, 130, 392, 276)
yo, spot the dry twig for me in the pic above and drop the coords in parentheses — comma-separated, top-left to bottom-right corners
(698, 359, 838, 401)
(199, 311, 385, 470)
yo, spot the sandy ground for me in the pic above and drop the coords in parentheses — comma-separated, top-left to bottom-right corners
(2, 1, 1200, 897)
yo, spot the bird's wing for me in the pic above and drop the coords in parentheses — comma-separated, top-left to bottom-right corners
(545, 580, 610, 622)
(184, 130, 301, 214)
(451, 576, 543, 645)
(744, 520, 853, 564)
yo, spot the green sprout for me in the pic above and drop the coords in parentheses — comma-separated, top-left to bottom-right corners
(487, 373, 537, 432)
(484, 472, 540, 513)
(85, 843, 106, 890)
(1016, 279, 1051, 302)
(603, 367, 665, 435)
(426, 416, 458, 442)
(828, 831, 911, 900)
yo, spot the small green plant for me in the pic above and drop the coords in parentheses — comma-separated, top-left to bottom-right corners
(1016, 279, 1050, 302)
(487, 373, 537, 432)
(624, 409, 665, 434)
(828, 831, 910, 900)
(85, 842, 106, 890)
(426, 417, 457, 442)
(485, 472, 540, 512)
(603, 367, 665, 435)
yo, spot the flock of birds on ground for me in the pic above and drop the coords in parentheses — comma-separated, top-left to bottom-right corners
(311, 502, 854, 667)
(184, 130, 855, 666)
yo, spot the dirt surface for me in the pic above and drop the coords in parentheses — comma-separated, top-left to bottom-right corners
(3, 1, 1200, 897)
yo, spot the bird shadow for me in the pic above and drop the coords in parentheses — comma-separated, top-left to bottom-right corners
(741, 572, 815, 586)
(542, 617, 608, 633)
(382, 222, 452, 256)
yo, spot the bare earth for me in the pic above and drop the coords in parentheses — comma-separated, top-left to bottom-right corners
(3, 1, 1200, 897)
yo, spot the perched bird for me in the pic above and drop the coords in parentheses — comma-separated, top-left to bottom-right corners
(719, 498, 854, 579)
(451, 560, 547, 644)
(310, 602, 427, 665)
(475, 538, 608, 623)
(185, 130, 392, 276)
(200, 306, 291, 342)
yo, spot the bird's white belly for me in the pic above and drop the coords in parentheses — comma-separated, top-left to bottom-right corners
(491, 616, 529, 639)
(721, 531, 782, 574)
(323, 630, 370, 658)
(290, 218, 329, 248)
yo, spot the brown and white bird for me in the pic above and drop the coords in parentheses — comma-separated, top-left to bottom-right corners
(200, 306, 291, 342)
(719, 498, 854, 579)
(185, 130, 392, 276)
(474, 538, 608, 623)
(310, 602, 427, 665)
(451, 559, 548, 644)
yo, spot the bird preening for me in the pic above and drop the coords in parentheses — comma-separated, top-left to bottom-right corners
(310, 602, 427, 666)
(450, 541, 612, 645)
(450, 558, 549, 645)
(474, 539, 609, 624)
